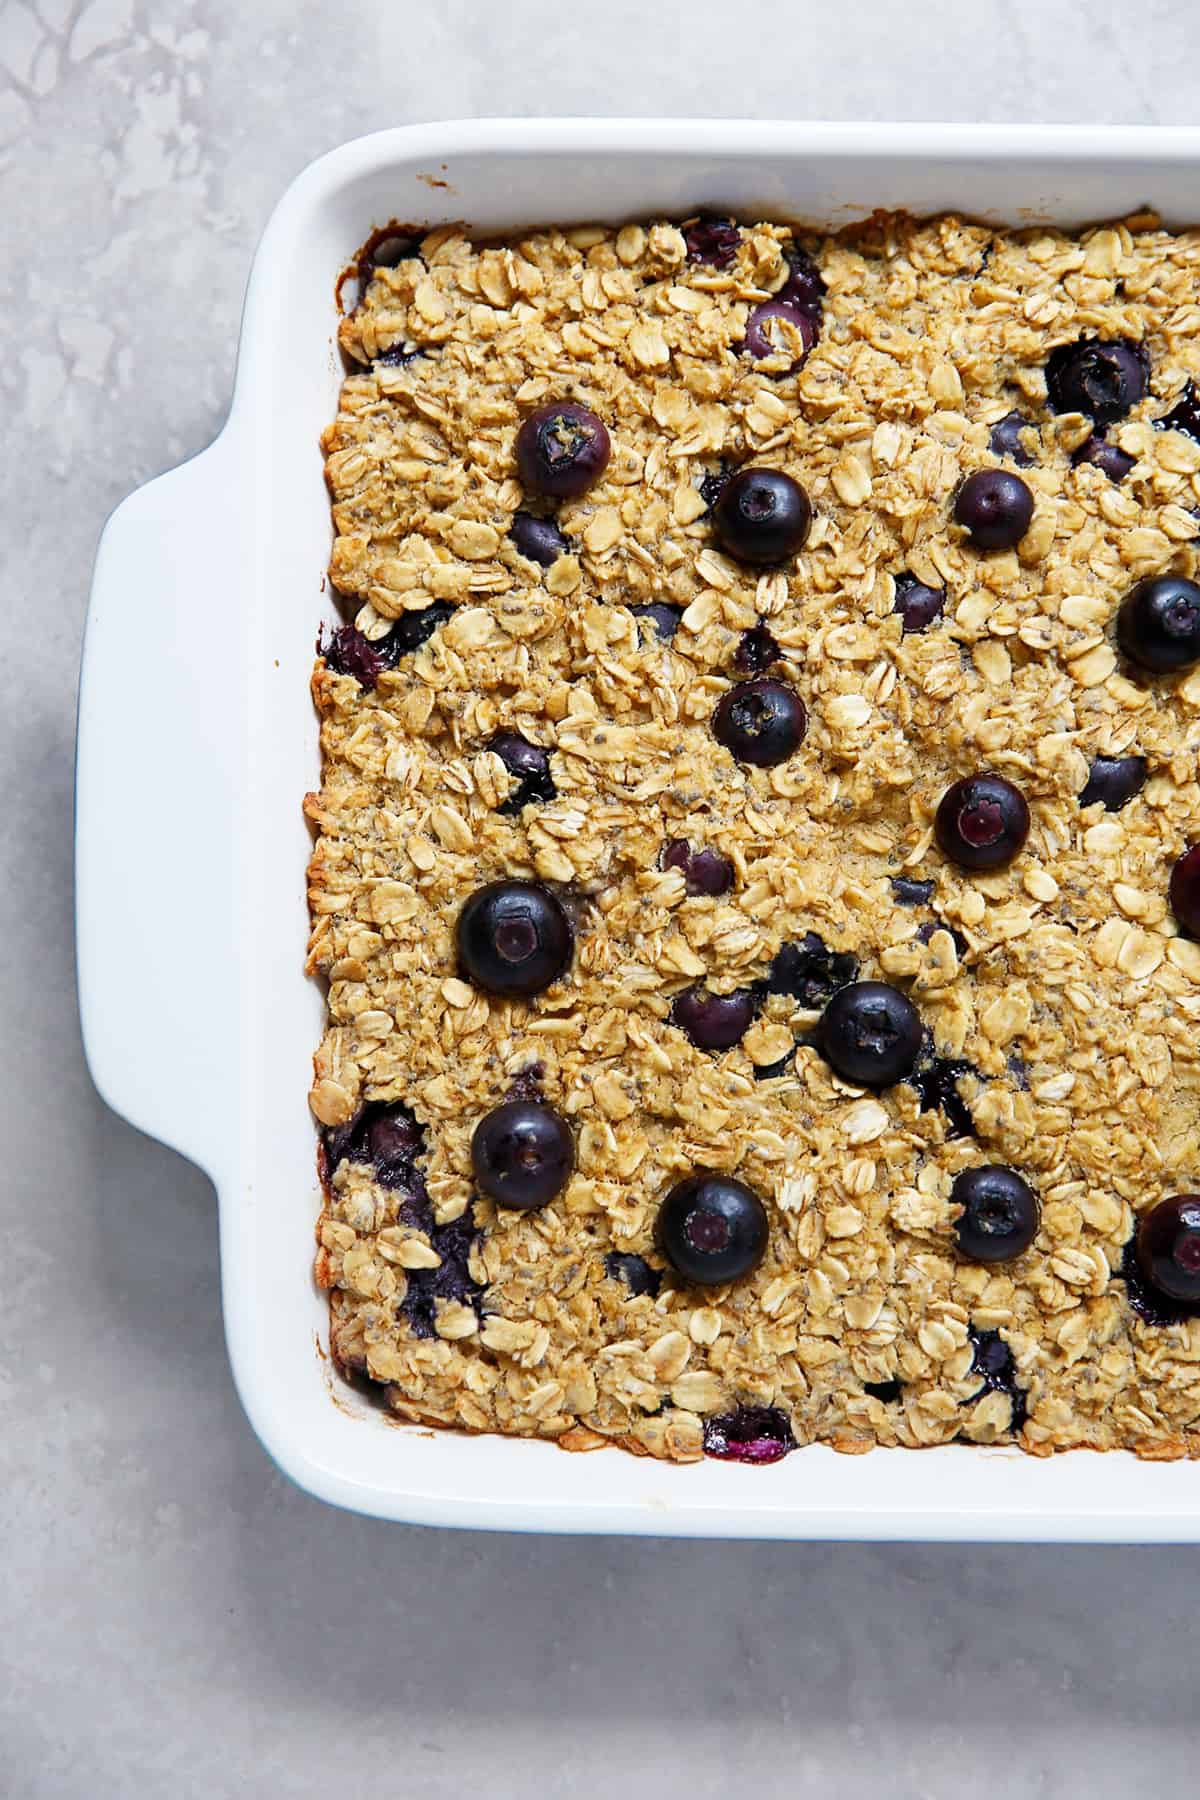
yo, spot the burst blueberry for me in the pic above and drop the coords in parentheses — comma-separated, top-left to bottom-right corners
(742, 301, 818, 369)
(605, 1252, 662, 1298)
(488, 731, 556, 812)
(631, 603, 683, 641)
(1073, 436, 1134, 482)
(1046, 337, 1148, 426)
(703, 1405, 796, 1464)
(684, 217, 740, 267)
(734, 623, 781, 674)
(988, 410, 1035, 466)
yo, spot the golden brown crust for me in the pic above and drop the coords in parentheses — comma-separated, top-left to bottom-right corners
(310, 212, 1200, 1463)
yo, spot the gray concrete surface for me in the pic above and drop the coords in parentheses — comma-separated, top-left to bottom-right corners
(4, 1, 1200, 1793)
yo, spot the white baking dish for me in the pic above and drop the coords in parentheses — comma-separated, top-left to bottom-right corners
(77, 119, 1200, 1537)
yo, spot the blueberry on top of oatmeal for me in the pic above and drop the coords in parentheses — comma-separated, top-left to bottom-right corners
(471, 1100, 574, 1210)
(712, 678, 806, 766)
(1117, 575, 1200, 672)
(1045, 337, 1148, 426)
(456, 880, 573, 996)
(818, 981, 922, 1087)
(954, 468, 1034, 550)
(713, 467, 812, 563)
(935, 774, 1030, 871)
(952, 1166, 1039, 1263)
(1136, 1197, 1200, 1306)
(656, 1173, 769, 1286)
(515, 401, 610, 497)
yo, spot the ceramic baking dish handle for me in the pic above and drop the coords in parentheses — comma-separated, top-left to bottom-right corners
(76, 435, 240, 1182)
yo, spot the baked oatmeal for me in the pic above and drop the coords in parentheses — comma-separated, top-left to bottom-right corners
(307, 210, 1200, 1464)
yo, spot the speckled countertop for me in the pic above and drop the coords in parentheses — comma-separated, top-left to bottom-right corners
(6, 1, 1200, 1794)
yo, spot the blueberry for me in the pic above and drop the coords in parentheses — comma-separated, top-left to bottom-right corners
(752, 1050, 794, 1081)
(655, 1173, 769, 1286)
(734, 623, 781, 674)
(698, 464, 733, 511)
(1046, 337, 1148, 426)
(742, 301, 818, 369)
(1170, 844, 1200, 937)
(935, 774, 1030, 871)
(952, 1166, 1039, 1263)
(911, 1055, 978, 1139)
(712, 678, 806, 767)
(376, 342, 422, 369)
(988, 410, 1035, 466)
(1119, 1230, 1196, 1325)
(470, 1100, 574, 1211)
(954, 469, 1034, 550)
(777, 246, 826, 313)
(703, 1404, 795, 1464)
(891, 877, 935, 906)
(1117, 575, 1200, 673)
(1078, 755, 1147, 812)
(713, 467, 812, 564)
(818, 981, 922, 1087)
(662, 839, 735, 897)
(631, 603, 683, 641)
(488, 731, 556, 812)
(400, 1209, 485, 1340)
(967, 1326, 1027, 1431)
(670, 985, 758, 1052)
(605, 1252, 662, 1298)
(1134, 1196, 1200, 1307)
(323, 1100, 423, 1187)
(1160, 381, 1200, 443)
(510, 511, 572, 566)
(456, 880, 573, 997)
(766, 933, 858, 1009)
(863, 1379, 903, 1403)
(684, 217, 741, 268)
(1073, 436, 1134, 482)
(515, 401, 610, 498)
(389, 601, 456, 655)
(323, 626, 392, 689)
(893, 572, 945, 634)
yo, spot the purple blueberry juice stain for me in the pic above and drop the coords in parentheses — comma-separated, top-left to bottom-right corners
(703, 1404, 796, 1464)
(910, 1050, 979, 1139)
(322, 1102, 485, 1339)
(764, 933, 858, 1010)
(965, 1326, 1027, 1432)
